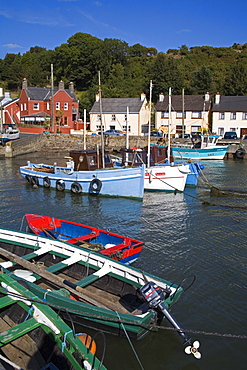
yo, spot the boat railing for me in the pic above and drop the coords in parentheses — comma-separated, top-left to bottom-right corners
(172, 143, 193, 149)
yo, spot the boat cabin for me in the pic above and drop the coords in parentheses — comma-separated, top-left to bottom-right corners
(120, 145, 169, 166)
(69, 149, 114, 171)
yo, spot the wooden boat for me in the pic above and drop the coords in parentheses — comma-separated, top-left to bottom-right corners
(20, 149, 145, 199)
(0, 228, 194, 347)
(172, 134, 229, 160)
(24, 213, 144, 264)
(0, 268, 107, 370)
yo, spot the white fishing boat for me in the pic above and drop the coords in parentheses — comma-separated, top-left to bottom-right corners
(144, 85, 189, 192)
(0, 123, 20, 145)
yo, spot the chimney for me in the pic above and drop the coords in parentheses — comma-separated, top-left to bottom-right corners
(22, 78, 27, 90)
(215, 93, 220, 104)
(95, 93, 100, 102)
(141, 93, 146, 101)
(69, 82, 74, 92)
(58, 80, 64, 90)
(159, 93, 164, 102)
(204, 92, 210, 102)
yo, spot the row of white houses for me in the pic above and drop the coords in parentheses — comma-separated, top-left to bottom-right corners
(89, 92, 247, 138)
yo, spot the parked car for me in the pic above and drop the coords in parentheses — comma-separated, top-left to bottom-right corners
(191, 133, 201, 139)
(101, 129, 125, 136)
(223, 132, 238, 140)
(242, 134, 247, 140)
(179, 133, 191, 138)
(144, 131, 163, 137)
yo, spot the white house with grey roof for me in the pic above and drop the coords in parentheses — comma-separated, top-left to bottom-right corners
(89, 93, 149, 135)
(212, 94, 247, 138)
(155, 93, 211, 137)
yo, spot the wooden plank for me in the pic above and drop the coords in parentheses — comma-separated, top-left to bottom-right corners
(0, 246, 129, 313)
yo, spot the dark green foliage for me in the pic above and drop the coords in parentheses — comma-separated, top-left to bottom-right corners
(191, 65, 213, 94)
(0, 33, 246, 110)
(223, 62, 247, 95)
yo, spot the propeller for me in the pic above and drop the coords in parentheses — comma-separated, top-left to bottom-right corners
(138, 280, 202, 359)
(185, 340, 201, 359)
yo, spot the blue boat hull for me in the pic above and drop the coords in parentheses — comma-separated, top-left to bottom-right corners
(20, 163, 145, 199)
(172, 146, 229, 160)
(185, 162, 202, 187)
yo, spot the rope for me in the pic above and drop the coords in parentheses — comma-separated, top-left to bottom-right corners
(115, 311, 144, 370)
(62, 329, 73, 352)
(1, 286, 245, 341)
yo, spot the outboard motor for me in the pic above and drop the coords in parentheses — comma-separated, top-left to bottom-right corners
(139, 281, 201, 359)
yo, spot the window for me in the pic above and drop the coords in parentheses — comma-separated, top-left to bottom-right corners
(242, 112, 247, 120)
(123, 125, 130, 132)
(56, 102, 60, 110)
(24, 103, 27, 110)
(46, 102, 50, 110)
(191, 112, 202, 119)
(111, 114, 116, 121)
(219, 112, 225, 120)
(230, 112, 236, 120)
(176, 112, 186, 119)
(218, 127, 224, 136)
(64, 103, 68, 111)
(96, 125, 104, 131)
(33, 102, 39, 110)
(21, 104, 23, 111)
(64, 117, 68, 126)
(161, 112, 169, 119)
(97, 115, 101, 121)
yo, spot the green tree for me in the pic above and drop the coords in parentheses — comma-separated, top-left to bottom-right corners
(190, 65, 213, 94)
(151, 53, 184, 100)
(223, 62, 247, 95)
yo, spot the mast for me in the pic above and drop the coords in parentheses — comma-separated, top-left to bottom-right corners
(83, 108, 86, 150)
(126, 106, 129, 149)
(168, 87, 172, 163)
(51, 64, 55, 133)
(182, 88, 184, 138)
(98, 71, 105, 168)
(147, 80, 153, 168)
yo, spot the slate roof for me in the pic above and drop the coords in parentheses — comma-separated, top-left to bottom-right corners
(0, 98, 18, 108)
(21, 112, 51, 118)
(24, 87, 78, 102)
(155, 95, 211, 112)
(212, 96, 247, 112)
(90, 97, 146, 114)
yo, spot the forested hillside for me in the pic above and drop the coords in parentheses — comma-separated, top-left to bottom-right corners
(1, 32, 247, 115)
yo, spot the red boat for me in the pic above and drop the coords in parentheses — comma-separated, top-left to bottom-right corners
(25, 213, 143, 264)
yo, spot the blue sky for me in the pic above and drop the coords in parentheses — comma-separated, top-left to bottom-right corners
(0, 0, 246, 59)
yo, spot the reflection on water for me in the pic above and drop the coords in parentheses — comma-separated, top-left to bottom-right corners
(0, 155, 247, 369)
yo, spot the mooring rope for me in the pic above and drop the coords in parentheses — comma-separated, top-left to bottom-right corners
(1, 287, 246, 341)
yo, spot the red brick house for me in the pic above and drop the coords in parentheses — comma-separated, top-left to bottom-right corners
(18, 78, 80, 133)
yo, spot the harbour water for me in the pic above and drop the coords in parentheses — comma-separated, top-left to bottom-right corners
(0, 153, 246, 369)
